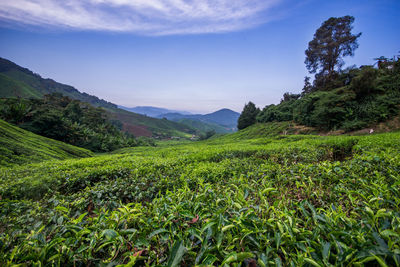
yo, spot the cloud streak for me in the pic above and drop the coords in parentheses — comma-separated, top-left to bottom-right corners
(0, 0, 282, 35)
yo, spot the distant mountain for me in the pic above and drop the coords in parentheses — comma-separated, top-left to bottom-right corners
(0, 57, 197, 138)
(157, 108, 240, 131)
(119, 105, 192, 117)
(202, 109, 241, 128)
(177, 118, 232, 134)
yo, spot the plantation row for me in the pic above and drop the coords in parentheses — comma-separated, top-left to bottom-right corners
(0, 130, 399, 266)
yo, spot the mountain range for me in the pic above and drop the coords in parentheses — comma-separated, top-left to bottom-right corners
(157, 109, 240, 132)
(119, 106, 192, 117)
(120, 105, 240, 133)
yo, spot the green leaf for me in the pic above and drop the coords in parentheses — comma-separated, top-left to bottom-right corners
(55, 206, 69, 214)
(167, 240, 186, 267)
(262, 188, 277, 195)
(373, 255, 389, 267)
(74, 212, 87, 224)
(322, 242, 331, 261)
(148, 228, 168, 239)
(102, 229, 118, 240)
(304, 258, 322, 267)
(365, 206, 374, 217)
(202, 254, 217, 265)
(222, 224, 235, 232)
(222, 252, 254, 265)
(381, 229, 399, 238)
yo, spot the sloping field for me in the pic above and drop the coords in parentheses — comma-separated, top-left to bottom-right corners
(0, 119, 93, 167)
(0, 127, 399, 266)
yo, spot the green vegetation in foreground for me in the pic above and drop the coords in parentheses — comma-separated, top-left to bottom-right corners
(1, 126, 399, 266)
(0, 119, 92, 167)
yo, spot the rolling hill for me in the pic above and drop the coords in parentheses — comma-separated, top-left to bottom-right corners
(177, 118, 232, 134)
(0, 119, 93, 167)
(0, 57, 197, 138)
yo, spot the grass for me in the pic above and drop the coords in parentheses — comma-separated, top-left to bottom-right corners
(0, 124, 399, 266)
(0, 119, 93, 167)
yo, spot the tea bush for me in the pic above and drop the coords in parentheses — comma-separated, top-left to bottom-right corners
(0, 130, 399, 266)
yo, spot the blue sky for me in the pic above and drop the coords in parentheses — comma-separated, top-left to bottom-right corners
(0, 0, 399, 113)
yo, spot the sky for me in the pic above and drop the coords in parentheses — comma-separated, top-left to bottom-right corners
(0, 0, 399, 113)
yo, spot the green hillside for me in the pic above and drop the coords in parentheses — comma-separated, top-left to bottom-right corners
(0, 57, 198, 138)
(0, 73, 42, 99)
(0, 58, 116, 108)
(0, 119, 93, 167)
(1, 131, 399, 265)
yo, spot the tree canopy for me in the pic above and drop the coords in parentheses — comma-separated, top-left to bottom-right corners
(237, 102, 260, 130)
(305, 16, 361, 81)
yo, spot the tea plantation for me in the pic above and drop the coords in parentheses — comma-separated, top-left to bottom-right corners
(0, 125, 399, 266)
(0, 119, 93, 167)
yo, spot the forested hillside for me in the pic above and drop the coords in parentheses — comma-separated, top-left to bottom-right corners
(0, 94, 154, 152)
(238, 16, 400, 132)
(256, 61, 400, 131)
(0, 58, 200, 138)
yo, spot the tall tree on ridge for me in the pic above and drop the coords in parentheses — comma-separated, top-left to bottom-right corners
(305, 16, 361, 87)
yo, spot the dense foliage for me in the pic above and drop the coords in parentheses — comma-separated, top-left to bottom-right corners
(0, 94, 154, 152)
(1, 125, 399, 266)
(237, 102, 260, 130)
(0, 119, 92, 167)
(240, 16, 400, 132)
(257, 61, 400, 131)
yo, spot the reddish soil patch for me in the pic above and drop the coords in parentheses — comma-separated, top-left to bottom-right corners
(123, 123, 152, 137)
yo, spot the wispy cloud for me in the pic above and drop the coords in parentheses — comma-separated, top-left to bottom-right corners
(0, 0, 282, 35)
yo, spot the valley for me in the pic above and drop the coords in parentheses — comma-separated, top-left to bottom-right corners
(0, 123, 399, 265)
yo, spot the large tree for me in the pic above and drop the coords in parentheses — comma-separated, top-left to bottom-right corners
(305, 16, 361, 79)
(237, 102, 260, 130)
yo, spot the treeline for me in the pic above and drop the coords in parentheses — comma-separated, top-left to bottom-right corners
(238, 16, 400, 131)
(0, 93, 154, 152)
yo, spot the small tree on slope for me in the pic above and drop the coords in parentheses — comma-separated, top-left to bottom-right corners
(237, 102, 260, 130)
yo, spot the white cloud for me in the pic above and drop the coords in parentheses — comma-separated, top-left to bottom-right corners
(0, 0, 282, 35)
